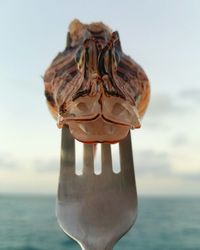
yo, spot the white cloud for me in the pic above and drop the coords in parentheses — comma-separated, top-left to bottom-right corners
(137, 174, 200, 196)
(134, 149, 171, 176)
(0, 168, 58, 194)
(0, 154, 19, 169)
(180, 88, 200, 103)
(32, 158, 59, 172)
(147, 94, 183, 117)
(171, 134, 189, 147)
(143, 93, 189, 130)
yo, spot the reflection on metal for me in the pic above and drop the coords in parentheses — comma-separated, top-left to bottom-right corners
(56, 126, 137, 250)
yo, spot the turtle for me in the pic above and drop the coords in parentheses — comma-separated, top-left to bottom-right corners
(44, 19, 150, 143)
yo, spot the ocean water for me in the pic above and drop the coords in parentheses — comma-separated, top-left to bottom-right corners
(0, 195, 200, 250)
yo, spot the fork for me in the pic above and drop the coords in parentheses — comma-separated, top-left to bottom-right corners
(56, 126, 137, 250)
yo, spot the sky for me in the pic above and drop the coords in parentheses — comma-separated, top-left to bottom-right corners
(0, 0, 200, 195)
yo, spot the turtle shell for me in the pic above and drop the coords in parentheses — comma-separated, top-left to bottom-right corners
(44, 19, 150, 143)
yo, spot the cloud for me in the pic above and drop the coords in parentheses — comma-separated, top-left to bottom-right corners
(134, 149, 172, 176)
(0, 154, 18, 169)
(0, 152, 60, 173)
(180, 88, 200, 103)
(143, 93, 189, 129)
(171, 134, 189, 146)
(181, 173, 200, 181)
(32, 158, 59, 172)
(146, 94, 182, 117)
(134, 148, 200, 183)
(142, 89, 200, 130)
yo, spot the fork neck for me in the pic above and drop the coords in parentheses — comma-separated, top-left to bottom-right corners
(81, 242, 113, 250)
(82, 246, 113, 250)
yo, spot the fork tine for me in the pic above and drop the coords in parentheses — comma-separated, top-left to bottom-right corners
(83, 144, 94, 175)
(58, 126, 75, 200)
(119, 131, 136, 186)
(60, 126, 75, 174)
(101, 143, 113, 175)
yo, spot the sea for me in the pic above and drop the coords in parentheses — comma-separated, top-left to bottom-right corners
(0, 195, 200, 250)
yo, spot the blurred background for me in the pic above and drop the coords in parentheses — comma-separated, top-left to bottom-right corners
(0, 0, 200, 249)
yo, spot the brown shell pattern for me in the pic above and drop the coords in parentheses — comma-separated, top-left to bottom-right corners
(44, 19, 150, 143)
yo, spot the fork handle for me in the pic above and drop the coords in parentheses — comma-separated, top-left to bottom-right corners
(81, 243, 113, 250)
(82, 246, 112, 250)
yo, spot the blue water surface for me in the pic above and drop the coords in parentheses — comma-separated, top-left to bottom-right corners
(0, 195, 200, 250)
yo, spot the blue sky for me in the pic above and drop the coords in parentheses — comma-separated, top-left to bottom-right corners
(0, 0, 200, 195)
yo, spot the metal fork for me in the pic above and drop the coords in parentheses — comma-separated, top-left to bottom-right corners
(56, 126, 137, 250)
